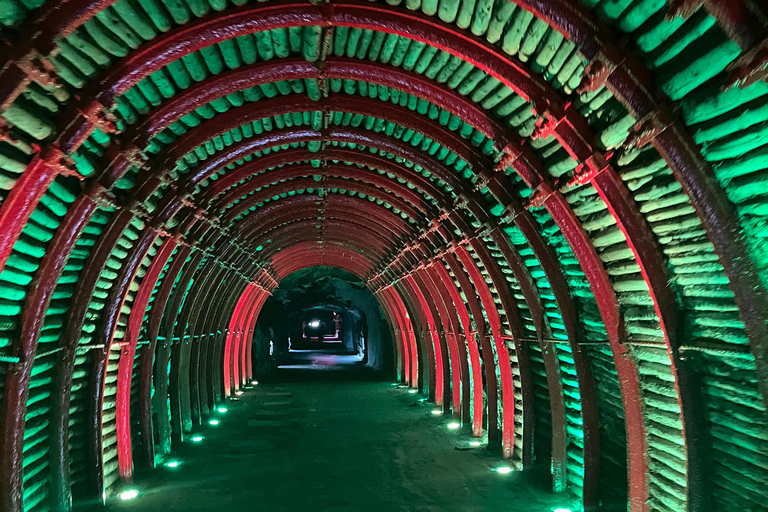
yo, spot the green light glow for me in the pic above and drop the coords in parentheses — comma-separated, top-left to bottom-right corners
(217, 407, 228, 413)
(493, 466, 513, 474)
(447, 422, 461, 429)
(468, 440, 482, 447)
(164, 461, 180, 468)
(190, 435, 204, 442)
(235, 390, 244, 395)
(119, 490, 139, 500)
(431, 409, 442, 415)
(552, 509, 573, 512)
(209, 419, 220, 426)
(408, 389, 417, 394)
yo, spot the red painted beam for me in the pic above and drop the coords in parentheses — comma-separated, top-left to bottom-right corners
(118, 236, 178, 479)
(454, 245, 517, 459)
(224, 285, 257, 396)
(394, 280, 433, 396)
(136, 238, 181, 468)
(431, 263, 475, 427)
(405, 274, 447, 407)
(164, 249, 207, 444)
(416, 267, 463, 417)
(468, 236, 537, 469)
(146, 244, 193, 456)
(47, 207, 134, 507)
(441, 252, 487, 438)
(0, 191, 98, 512)
(0, 156, 60, 278)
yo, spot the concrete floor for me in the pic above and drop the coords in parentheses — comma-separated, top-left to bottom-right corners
(109, 352, 571, 512)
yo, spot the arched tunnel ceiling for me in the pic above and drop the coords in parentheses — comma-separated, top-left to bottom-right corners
(0, 1, 767, 511)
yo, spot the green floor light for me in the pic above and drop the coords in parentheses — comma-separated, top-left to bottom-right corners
(408, 389, 417, 394)
(468, 440, 482, 447)
(492, 466, 513, 474)
(447, 422, 461, 429)
(217, 407, 228, 413)
(431, 409, 442, 415)
(164, 461, 180, 468)
(190, 435, 204, 442)
(119, 490, 139, 500)
(209, 419, 220, 426)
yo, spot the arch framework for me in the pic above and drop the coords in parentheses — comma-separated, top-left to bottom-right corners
(0, 1, 767, 511)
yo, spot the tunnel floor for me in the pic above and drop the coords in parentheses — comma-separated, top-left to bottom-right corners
(108, 353, 568, 511)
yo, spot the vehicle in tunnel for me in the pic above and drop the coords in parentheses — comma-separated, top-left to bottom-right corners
(0, 0, 767, 511)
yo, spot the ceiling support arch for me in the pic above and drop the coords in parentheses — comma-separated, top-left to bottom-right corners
(1, 4, 762, 431)
(431, 262, 478, 431)
(440, 252, 487, 438)
(3, 114, 628, 512)
(400, 276, 443, 405)
(145, 243, 194, 463)
(374, 289, 406, 383)
(376, 287, 415, 386)
(417, 267, 465, 419)
(488, 226, 600, 506)
(254, 199, 411, 238)
(393, 280, 433, 396)
(224, 284, 262, 397)
(218, 179, 539, 468)
(162, 249, 207, 447)
(178, 117, 636, 496)
(134, 238, 182, 470)
(118, 236, 178, 481)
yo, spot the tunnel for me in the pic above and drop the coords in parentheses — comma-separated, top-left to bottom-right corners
(0, 0, 768, 510)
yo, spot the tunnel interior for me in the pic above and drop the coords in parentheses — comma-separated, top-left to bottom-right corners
(1, 0, 768, 511)
(257, 266, 392, 371)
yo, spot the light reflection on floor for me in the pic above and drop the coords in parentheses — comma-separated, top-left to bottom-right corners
(278, 351, 364, 371)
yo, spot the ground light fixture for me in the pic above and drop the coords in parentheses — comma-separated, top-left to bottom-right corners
(492, 466, 514, 474)
(190, 435, 204, 442)
(235, 390, 244, 395)
(447, 422, 461, 430)
(431, 409, 442, 415)
(217, 407, 228, 413)
(164, 461, 181, 468)
(552, 509, 573, 512)
(209, 419, 220, 426)
(468, 440, 483, 447)
(119, 489, 139, 500)
(408, 389, 418, 394)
